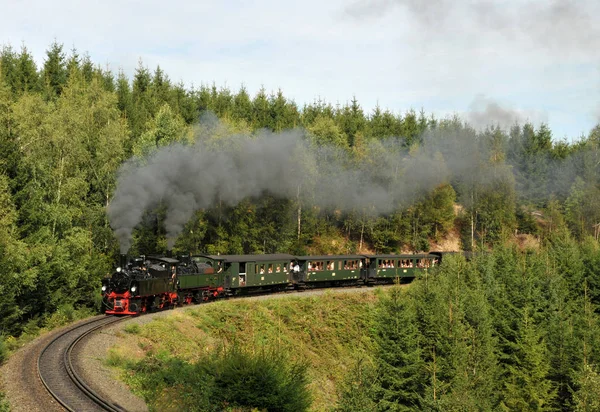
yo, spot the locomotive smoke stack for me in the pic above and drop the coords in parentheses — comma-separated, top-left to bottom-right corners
(119, 254, 127, 269)
(166, 250, 172, 258)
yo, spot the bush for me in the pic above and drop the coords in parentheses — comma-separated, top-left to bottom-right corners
(0, 336, 7, 364)
(123, 324, 141, 335)
(129, 345, 312, 412)
(206, 346, 311, 412)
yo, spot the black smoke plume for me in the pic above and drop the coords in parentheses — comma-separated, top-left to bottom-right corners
(108, 114, 470, 252)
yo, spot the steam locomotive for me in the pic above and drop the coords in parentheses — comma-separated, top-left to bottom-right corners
(101, 252, 445, 315)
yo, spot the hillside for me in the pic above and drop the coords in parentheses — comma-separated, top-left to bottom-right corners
(105, 289, 383, 411)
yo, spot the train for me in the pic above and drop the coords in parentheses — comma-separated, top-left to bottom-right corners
(101, 252, 447, 315)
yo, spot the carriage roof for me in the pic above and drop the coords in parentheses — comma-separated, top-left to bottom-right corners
(194, 254, 295, 263)
(295, 255, 366, 260)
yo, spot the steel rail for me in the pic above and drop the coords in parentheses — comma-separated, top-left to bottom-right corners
(37, 316, 128, 412)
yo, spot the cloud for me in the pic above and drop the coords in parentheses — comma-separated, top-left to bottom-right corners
(1, 0, 597, 139)
(345, 0, 600, 56)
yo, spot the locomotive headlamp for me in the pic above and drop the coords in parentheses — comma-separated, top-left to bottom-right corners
(101, 285, 107, 292)
(116, 267, 122, 272)
(130, 285, 137, 293)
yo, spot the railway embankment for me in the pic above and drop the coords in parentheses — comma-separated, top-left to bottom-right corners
(98, 287, 387, 411)
(0, 285, 392, 411)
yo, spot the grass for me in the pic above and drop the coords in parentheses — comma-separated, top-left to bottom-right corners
(107, 289, 384, 411)
(0, 391, 8, 412)
(1, 304, 96, 362)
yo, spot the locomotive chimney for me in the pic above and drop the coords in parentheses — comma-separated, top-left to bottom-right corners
(166, 250, 172, 258)
(119, 254, 127, 268)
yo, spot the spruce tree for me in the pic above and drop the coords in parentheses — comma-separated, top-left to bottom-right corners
(373, 285, 426, 410)
(17, 46, 39, 94)
(41, 41, 67, 99)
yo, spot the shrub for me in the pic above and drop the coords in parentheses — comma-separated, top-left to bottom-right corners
(0, 391, 9, 412)
(0, 335, 7, 364)
(128, 345, 312, 412)
(123, 324, 141, 335)
(205, 346, 311, 412)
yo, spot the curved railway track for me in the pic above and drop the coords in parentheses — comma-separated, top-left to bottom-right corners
(37, 316, 128, 412)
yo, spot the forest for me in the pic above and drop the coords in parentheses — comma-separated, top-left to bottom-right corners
(0, 40, 600, 409)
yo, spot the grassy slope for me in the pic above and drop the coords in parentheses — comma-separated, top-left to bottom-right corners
(107, 289, 384, 411)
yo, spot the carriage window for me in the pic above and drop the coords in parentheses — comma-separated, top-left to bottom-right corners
(255, 264, 258, 274)
(338, 261, 342, 270)
(268, 264, 273, 273)
(276, 264, 281, 273)
(283, 263, 288, 272)
(308, 261, 313, 271)
(260, 264, 266, 274)
(327, 261, 335, 270)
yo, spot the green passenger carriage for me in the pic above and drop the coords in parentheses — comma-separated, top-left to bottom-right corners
(365, 253, 440, 283)
(192, 254, 295, 294)
(295, 255, 366, 286)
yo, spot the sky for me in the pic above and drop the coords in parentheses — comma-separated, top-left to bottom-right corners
(1, 0, 598, 140)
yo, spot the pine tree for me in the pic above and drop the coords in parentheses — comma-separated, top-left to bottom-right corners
(232, 85, 253, 123)
(17, 46, 39, 94)
(0, 45, 18, 94)
(373, 285, 426, 410)
(501, 307, 557, 411)
(252, 86, 270, 129)
(41, 41, 68, 99)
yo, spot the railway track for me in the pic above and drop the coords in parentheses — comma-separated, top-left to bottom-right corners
(37, 316, 128, 412)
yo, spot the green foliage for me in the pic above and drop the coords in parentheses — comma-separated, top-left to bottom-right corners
(0, 391, 9, 412)
(371, 286, 426, 409)
(334, 358, 377, 412)
(124, 346, 311, 412)
(41, 41, 67, 99)
(109, 292, 378, 410)
(417, 184, 456, 241)
(123, 323, 141, 334)
(573, 365, 600, 412)
(0, 335, 7, 364)
(2, 39, 600, 354)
